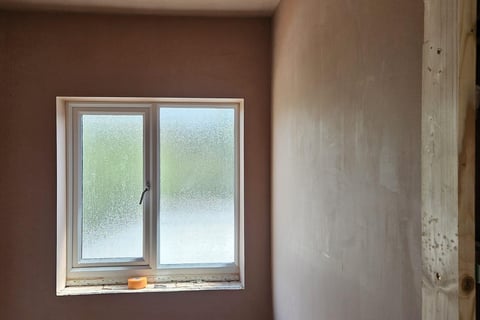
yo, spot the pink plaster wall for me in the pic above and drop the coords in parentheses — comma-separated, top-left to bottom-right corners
(0, 12, 272, 320)
(272, 0, 424, 319)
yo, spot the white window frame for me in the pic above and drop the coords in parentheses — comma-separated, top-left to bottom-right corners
(56, 97, 245, 294)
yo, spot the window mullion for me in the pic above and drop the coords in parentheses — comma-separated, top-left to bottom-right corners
(150, 104, 159, 270)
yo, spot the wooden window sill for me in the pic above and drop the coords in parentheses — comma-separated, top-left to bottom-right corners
(57, 281, 244, 296)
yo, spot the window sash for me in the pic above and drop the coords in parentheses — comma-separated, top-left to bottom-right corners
(69, 105, 152, 268)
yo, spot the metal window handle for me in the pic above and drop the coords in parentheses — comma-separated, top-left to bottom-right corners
(139, 183, 150, 205)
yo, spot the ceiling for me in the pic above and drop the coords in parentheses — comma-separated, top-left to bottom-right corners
(0, 0, 280, 15)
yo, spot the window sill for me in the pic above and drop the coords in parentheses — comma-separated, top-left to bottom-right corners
(57, 281, 244, 296)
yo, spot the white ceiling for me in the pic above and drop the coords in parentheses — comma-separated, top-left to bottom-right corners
(0, 0, 280, 15)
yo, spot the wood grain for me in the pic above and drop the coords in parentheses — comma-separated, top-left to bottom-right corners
(422, 0, 476, 319)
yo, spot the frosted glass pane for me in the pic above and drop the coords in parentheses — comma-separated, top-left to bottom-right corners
(81, 114, 144, 260)
(159, 108, 235, 264)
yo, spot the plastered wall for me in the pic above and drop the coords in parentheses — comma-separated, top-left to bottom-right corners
(0, 12, 272, 320)
(271, 0, 423, 319)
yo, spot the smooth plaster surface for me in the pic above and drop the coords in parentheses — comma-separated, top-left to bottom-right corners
(271, 0, 423, 319)
(0, 12, 272, 320)
(0, 0, 280, 16)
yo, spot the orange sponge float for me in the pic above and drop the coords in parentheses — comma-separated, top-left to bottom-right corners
(128, 277, 147, 289)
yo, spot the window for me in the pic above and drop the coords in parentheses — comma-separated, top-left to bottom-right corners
(56, 97, 244, 294)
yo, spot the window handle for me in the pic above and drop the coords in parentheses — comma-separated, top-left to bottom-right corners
(139, 183, 150, 205)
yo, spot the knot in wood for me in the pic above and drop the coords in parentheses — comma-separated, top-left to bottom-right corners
(461, 275, 475, 294)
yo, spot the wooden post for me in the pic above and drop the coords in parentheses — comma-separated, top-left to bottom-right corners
(422, 0, 476, 319)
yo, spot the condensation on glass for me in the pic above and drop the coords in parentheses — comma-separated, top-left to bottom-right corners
(159, 108, 235, 265)
(81, 114, 144, 260)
